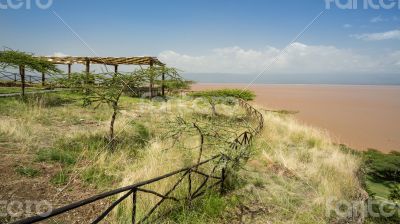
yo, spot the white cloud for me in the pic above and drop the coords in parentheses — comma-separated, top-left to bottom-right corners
(158, 43, 400, 74)
(351, 29, 400, 41)
(370, 15, 386, 23)
(370, 15, 398, 23)
(343, 24, 352, 28)
(52, 52, 69, 57)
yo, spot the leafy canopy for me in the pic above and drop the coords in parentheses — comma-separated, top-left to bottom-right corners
(60, 71, 145, 107)
(0, 49, 61, 74)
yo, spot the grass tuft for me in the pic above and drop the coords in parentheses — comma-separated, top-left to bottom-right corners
(15, 165, 40, 177)
(51, 170, 69, 185)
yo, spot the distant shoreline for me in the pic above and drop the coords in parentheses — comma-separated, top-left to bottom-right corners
(191, 82, 400, 87)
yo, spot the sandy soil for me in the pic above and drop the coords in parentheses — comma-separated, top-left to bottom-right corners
(191, 83, 400, 152)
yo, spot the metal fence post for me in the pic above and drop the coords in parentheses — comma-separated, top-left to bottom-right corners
(187, 169, 192, 206)
(220, 167, 226, 195)
(132, 189, 137, 224)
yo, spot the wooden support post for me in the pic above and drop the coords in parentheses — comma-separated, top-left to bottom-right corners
(85, 58, 91, 86)
(114, 65, 118, 74)
(67, 64, 72, 79)
(149, 61, 154, 98)
(19, 65, 25, 96)
(42, 72, 45, 86)
(161, 73, 165, 97)
(14, 73, 17, 82)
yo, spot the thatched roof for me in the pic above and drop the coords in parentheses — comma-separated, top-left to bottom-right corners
(38, 56, 164, 66)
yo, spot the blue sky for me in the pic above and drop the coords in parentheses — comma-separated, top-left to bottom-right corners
(1, 0, 400, 84)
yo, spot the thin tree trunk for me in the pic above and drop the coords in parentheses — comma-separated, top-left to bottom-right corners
(109, 102, 118, 150)
(211, 102, 217, 116)
(193, 123, 204, 170)
(108, 91, 123, 151)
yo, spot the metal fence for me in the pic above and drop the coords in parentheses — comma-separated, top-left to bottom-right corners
(12, 99, 264, 224)
(0, 71, 65, 85)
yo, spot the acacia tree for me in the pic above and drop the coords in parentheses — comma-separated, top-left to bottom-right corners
(161, 80, 194, 95)
(137, 66, 182, 98)
(0, 49, 61, 95)
(189, 89, 255, 116)
(62, 71, 146, 150)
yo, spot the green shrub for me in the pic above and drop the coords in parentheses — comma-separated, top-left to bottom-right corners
(15, 165, 40, 177)
(189, 89, 255, 116)
(389, 185, 400, 202)
(36, 148, 76, 165)
(364, 149, 400, 182)
(189, 89, 255, 101)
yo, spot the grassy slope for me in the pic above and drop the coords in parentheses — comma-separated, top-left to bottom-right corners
(0, 92, 365, 223)
(219, 109, 365, 224)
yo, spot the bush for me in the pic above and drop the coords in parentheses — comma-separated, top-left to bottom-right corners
(189, 89, 255, 116)
(189, 89, 255, 101)
(389, 185, 400, 202)
(364, 149, 400, 182)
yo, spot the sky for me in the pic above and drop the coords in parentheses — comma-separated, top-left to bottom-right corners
(1, 0, 400, 84)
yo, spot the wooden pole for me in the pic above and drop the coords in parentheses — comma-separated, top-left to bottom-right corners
(149, 61, 154, 98)
(42, 72, 45, 86)
(85, 59, 90, 84)
(114, 65, 118, 74)
(19, 65, 25, 96)
(161, 73, 165, 97)
(68, 64, 72, 79)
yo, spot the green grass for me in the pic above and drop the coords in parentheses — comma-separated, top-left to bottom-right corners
(166, 193, 228, 223)
(36, 148, 77, 165)
(131, 122, 150, 147)
(366, 177, 400, 199)
(51, 170, 69, 185)
(15, 165, 40, 177)
(82, 166, 115, 188)
(0, 86, 47, 94)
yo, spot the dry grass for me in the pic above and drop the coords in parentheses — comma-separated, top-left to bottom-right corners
(228, 107, 365, 223)
(0, 93, 365, 223)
